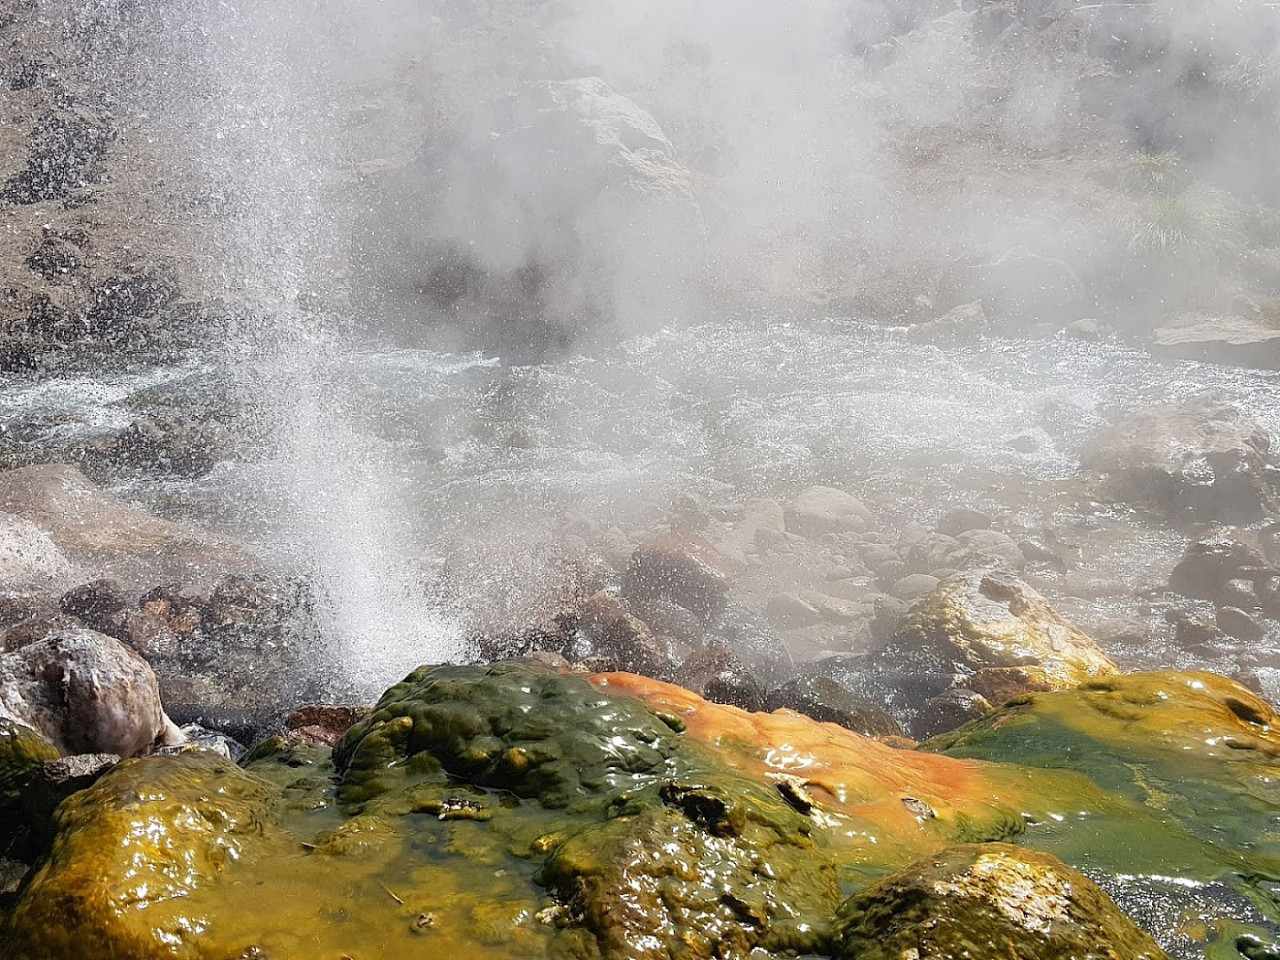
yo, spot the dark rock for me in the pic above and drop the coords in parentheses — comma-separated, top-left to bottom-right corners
(2, 109, 113, 205)
(936, 507, 992, 537)
(577, 591, 686, 681)
(25, 238, 80, 279)
(869, 593, 908, 642)
(1170, 529, 1272, 602)
(674, 643, 766, 711)
(1217, 606, 1266, 642)
(1081, 398, 1280, 521)
(911, 688, 994, 739)
(623, 531, 735, 622)
(1166, 610, 1223, 646)
(21, 753, 118, 845)
(58, 579, 129, 637)
(1221, 578, 1260, 610)
(81, 415, 231, 481)
(767, 671, 902, 737)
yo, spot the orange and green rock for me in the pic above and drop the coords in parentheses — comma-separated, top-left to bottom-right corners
(1, 662, 1277, 958)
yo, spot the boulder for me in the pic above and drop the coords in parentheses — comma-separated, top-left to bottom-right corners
(1152, 315, 1280, 370)
(0, 513, 81, 595)
(879, 570, 1118, 694)
(1080, 398, 1280, 521)
(935, 507, 992, 537)
(623, 531, 736, 622)
(0, 464, 259, 592)
(285, 704, 373, 747)
(668, 644, 763, 714)
(351, 77, 700, 357)
(911, 688, 993, 739)
(1169, 528, 1273, 603)
(0, 628, 181, 757)
(833, 844, 1167, 960)
(784, 486, 873, 539)
(766, 671, 902, 737)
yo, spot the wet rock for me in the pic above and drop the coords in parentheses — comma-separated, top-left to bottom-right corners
(890, 573, 938, 601)
(1217, 605, 1266, 642)
(833, 844, 1168, 960)
(578, 590, 686, 681)
(878, 570, 1118, 693)
(1170, 528, 1273, 602)
(765, 591, 823, 627)
(20, 753, 118, 846)
(0, 628, 181, 757)
(58, 578, 129, 636)
(784, 485, 872, 540)
(0, 464, 259, 592)
(925, 670, 1280, 877)
(3, 753, 282, 958)
(155, 724, 246, 761)
(284, 704, 372, 747)
(623, 531, 735, 622)
(673, 643, 766, 711)
(911, 688, 993, 739)
(767, 670, 902, 737)
(936, 507, 992, 537)
(80, 415, 233, 481)
(0, 723, 59, 857)
(1081, 397, 1280, 521)
(1, 109, 113, 205)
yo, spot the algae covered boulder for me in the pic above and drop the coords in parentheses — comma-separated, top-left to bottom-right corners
(925, 670, 1280, 877)
(335, 660, 681, 810)
(834, 843, 1168, 960)
(4, 752, 279, 960)
(0, 721, 59, 858)
(880, 570, 1117, 699)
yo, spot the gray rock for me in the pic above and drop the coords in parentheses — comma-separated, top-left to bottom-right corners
(0, 628, 181, 756)
(891, 573, 940, 602)
(1081, 398, 1280, 521)
(936, 507, 992, 537)
(1217, 606, 1266, 642)
(784, 486, 872, 540)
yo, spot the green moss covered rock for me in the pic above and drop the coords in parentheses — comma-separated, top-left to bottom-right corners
(4, 753, 279, 960)
(834, 843, 1168, 960)
(923, 670, 1280, 876)
(0, 722, 59, 858)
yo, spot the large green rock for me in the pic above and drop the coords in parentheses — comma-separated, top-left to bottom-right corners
(834, 844, 1168, 960)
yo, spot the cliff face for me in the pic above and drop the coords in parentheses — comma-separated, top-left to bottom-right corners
(0, 1, 219, 373)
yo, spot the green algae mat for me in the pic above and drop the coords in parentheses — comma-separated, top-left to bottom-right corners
(1, 662, 1277, 959)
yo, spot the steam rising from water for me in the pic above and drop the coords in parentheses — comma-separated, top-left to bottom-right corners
(98, 0, 1280, 687)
